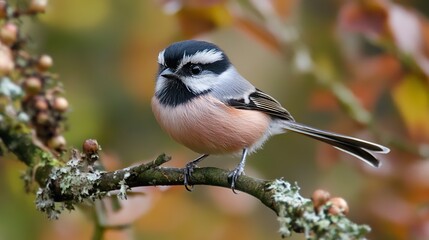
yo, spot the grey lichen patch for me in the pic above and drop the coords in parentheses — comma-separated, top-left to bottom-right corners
(269, 179, 311, 237)
(35, 153, 106, 219)
(268, 179, 370, 239)
(17, 112, 29, 122)
(0, 77, 23, 99)
(36, 183, 61, 220)
(117, 170, 131, 200)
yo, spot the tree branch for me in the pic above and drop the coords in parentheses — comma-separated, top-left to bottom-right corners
(31, 152, 370, 239)
(51, 154, 277, 210)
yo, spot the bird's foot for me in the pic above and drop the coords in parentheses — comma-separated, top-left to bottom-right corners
(182, 154, 209, 192)
(184, 162, 197, 191)
(228, 164, 245, 194)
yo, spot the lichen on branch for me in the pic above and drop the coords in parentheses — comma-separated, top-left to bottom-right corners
(32, 151, 370, 239)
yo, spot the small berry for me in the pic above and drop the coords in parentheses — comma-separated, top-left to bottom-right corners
(47, 135, 66, 150)
(29, 0, 48, 13)
(37, 54, 53, 71)
(327, 197, 349, 215)
(34, 96, 48, 111)
(0, 1, 6, 19)
(0, 22, 18, 46)
(36, 112, 49, 124)
(52, 97, 68, 112)
(23, 77, 42, 95)
(0, 44, 14, 74)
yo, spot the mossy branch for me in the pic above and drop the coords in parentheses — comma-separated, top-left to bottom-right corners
(31, 150, 369, 239)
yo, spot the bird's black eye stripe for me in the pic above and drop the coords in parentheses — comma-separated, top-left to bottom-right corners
(182, 59, 229, 76)
(203, 59, 229, 75)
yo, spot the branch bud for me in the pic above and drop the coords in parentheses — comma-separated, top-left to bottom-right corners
(312, 189, 331, 212)
(82, 139, 99, 155)
(327, 197, 349, 215)
(82, 139, 100, 165)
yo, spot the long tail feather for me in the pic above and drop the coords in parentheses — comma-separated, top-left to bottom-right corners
(282, 122, 389, 167)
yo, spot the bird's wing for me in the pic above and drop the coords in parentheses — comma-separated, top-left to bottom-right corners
(226, 88, 295, 121)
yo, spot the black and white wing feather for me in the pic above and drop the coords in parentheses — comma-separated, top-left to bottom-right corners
(226, 89, 295, 121)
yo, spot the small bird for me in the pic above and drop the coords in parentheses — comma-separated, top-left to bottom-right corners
(152, 40, 389, 192)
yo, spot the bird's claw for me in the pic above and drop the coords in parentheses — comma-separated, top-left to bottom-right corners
(184, 162, 197, 191)
(228, 167, 244, 194)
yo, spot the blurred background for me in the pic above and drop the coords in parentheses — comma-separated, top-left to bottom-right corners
(1, 0, 429, 239)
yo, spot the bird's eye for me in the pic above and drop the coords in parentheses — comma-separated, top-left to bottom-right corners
(190, 65, 202, 75)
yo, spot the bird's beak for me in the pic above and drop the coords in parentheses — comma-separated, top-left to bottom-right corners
(160, 68, 181, 81)
(161, 73, 181, 81)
